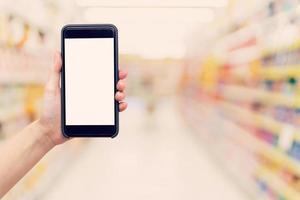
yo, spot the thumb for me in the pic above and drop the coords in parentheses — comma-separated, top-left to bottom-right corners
(46, 52, 62, 91)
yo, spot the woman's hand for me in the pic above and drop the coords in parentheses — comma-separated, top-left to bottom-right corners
(40, 52, 128, 145)
(0, 52, 127, 197)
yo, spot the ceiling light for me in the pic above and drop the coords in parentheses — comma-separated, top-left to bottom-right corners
(84, 8, 215, 23)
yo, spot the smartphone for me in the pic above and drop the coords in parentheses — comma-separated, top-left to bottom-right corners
(61, 24, 119, 137)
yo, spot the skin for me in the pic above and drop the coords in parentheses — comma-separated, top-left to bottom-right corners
(0, 52, 127, 197)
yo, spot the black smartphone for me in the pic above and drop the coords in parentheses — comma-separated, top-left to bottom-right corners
(61, 24, 119, 137)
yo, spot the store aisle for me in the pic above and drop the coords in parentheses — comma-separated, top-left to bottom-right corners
(43, 98, 249, 200)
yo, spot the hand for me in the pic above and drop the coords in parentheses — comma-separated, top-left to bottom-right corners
(39, 52, 127, 145)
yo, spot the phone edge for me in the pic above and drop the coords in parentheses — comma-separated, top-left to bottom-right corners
(60, 24, 119, 138)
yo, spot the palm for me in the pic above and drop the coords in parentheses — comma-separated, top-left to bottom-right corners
(41, 85, 67, 145)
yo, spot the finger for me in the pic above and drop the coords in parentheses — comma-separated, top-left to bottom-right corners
(119, 70, 127, 80)
(119, 102, 127, 112)
(53, 51, 62, 72)
(46, 51, 62, 91)
(117, 80, 126, 91)
(115, 91, 125, 101)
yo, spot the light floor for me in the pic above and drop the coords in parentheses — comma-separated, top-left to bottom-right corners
(43, 98, 249, 200)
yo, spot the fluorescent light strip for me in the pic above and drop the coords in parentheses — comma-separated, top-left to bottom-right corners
(84, 8, 215, 23)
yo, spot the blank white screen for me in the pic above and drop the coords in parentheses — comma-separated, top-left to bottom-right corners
(65, 38, 114, 125)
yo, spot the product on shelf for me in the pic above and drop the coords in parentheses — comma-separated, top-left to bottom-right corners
(0, 6, 88, 199)
(181, 0, 300, 199)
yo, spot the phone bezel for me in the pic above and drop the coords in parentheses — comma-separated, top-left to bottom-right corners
(61, 24, 119, 138)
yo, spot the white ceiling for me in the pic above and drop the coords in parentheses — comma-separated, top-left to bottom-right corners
(1, 0, 229, 58)
(82, 7, 216, 58)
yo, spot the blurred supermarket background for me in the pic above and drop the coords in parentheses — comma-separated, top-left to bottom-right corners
(2, 0, 300, 199)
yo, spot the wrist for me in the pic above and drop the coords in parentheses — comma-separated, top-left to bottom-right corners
(33, 120, 56, 150)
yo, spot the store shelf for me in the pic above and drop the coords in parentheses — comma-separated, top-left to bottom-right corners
(256, 6, 300, 57)
(182, 93, 300, 200)
(220, 106, 300, 199)
(221, 84, 300, 108)
(256, 166, 300, 200)
(219, 101, 300, 143)
(254, 134, 300, 177)
(261, 39, 300, 57)
(257, 65, 300, 80)
(184, 97, 300, 177)
(217, 102, 300, 181)
(213, 5, 300, 60)
(218, 103, 300, 180)
(183, 96, 300, 199)
(183, 1, 300, 200)
(0, 107, 25, 124)
(203, 100, 300, 176)
(0, 49, 49, 85)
